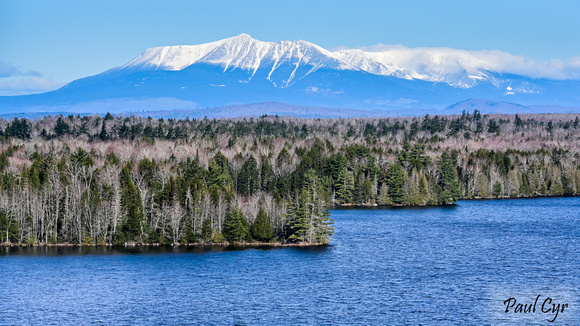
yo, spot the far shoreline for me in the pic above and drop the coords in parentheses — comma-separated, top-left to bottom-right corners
(332, 194, 578, 209)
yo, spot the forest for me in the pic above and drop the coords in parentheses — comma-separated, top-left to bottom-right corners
(0, 111, 579, 246)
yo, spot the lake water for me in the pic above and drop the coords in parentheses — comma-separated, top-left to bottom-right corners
(1, 197, 579, 325)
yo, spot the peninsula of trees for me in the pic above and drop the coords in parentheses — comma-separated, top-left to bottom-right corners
(0, 111, 579, 246)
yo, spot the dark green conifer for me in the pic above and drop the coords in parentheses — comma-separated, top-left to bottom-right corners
(335, 166, 354, 204)
(120, 164, 144, 242)
(286, 169, 333, 244)
(201, 218, 213, 241)
(438, 151, 460, 204)
(493, 181, 502, 198)
(386, 163, 405, 204)
(54, 116, 70, 136)
(251, 207, 273, 242)
(223, 208, 250, 243)
(238, 156, 259, 196)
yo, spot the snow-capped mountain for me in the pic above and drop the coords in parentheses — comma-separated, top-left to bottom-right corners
(1, 34, 580, 117)
(121, 33, 354, 88)
(120, 34, 541, 91)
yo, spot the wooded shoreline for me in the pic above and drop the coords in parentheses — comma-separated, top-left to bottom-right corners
(1, 112, 579, 247)
(2, 194, 576, 248)
(0, 241, 326, 247)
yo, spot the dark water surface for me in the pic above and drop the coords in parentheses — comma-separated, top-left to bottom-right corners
(1, 198, 579, 325)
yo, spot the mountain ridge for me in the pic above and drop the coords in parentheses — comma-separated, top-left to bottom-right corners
(1, 34, 580, 117)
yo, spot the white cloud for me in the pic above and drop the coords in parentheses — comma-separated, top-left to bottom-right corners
(0, 60, 63, 95)
(0, 76, 64, 96)
(348, 44, 580, 80)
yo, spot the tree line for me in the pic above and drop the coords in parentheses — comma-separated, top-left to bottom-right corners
(0, 111, 579, 245)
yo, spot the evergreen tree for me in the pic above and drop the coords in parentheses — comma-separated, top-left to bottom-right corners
(251, 207, 274, 242)
(514, 114, 523, 127)
(353, 167, 363, 204)
(329, 153, 346, 181)
(276, 147, 291, 166)
(546, 120, 554, 133)
(493, 181, 502, 198)
(378, 182, 392, 205)
(54, 116, 70, 136)
(99, 122, 108, 140)
(438, 151, 460, 204)
(335, 166, 354, 204)
(487, 119, 500, 133)
(223, 208, 250, 243)
(0, 212, 18, 243)
(201, 218, 213, 241)
(286, 169, 333, 244)
(5, 118, 31, 139)
(120, 164, 144, 242)
(260, 156, 274, 192)
(238, 156, 259, 196)
(386, 163, 405, 204)
(71, 147, 94, 167)
(208, 158, 226, 187)
(361, 178, 373, 204)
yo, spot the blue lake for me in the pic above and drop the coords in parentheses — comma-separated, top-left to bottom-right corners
(1, 197, 579, 325)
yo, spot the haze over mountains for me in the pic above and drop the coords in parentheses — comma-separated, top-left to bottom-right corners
(2, 34, 580, 118)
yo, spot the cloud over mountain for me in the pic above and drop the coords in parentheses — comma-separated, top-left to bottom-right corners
(349, 44, 580, 81)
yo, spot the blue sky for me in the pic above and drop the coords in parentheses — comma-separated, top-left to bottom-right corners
(2, 0, 580, 95)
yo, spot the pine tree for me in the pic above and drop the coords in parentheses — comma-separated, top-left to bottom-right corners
(223, 208, 250, 243)
(238, 156, 259, 196)
(260, 157, 274, 192)
(120, 164, 144, 242)
(386, 163, 405, 204)
(201, 218, 212, 241)
(438, 151, 460, 204)
(335, 166, 354, 204)
(286, 169, 333, 244)
(251, 207, 274, 242)
(546, 120, 554, 133)
(99, 122, 108, 141)
(54, 116, 70, 136)
(5, 118, 31, 139)
(208, 159, 225, 187)
(493, 181, 502, 198)
(277, 147, 291, 166)
(378, 182, 392, 205)
(514, 114, 523, 127)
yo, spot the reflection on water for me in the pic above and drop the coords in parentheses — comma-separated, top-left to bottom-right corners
(0, 244, 295, 256)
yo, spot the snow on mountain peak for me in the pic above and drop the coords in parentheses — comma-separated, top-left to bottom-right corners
(122, 34, 357, 87)
(123, 34, 352, 75)
(122, 34, 579, 90)
(121, 35, 502, 88)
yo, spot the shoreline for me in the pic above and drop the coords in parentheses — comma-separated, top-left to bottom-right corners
(2, 196, 575, 248)
(0, 241, 327, 248)
(333, 194, 579, 208)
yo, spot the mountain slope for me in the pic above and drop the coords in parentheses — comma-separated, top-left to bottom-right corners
(1, 34, 580, 117)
